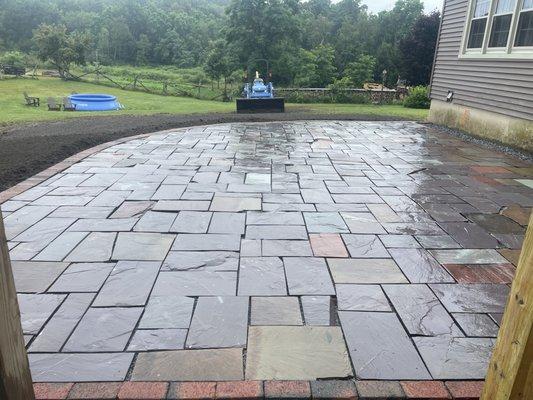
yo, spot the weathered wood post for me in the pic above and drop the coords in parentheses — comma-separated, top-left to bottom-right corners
(0, 211, 35, 399)
(481, 213, 533, 400)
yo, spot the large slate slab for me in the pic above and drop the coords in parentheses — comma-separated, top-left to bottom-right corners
(438, 222, 499, 249)
(139, 295, 194, 329)
(414, 336, 495, 379)
(186, 296, 249, 348)
(12, 261, 68, 293)
(170, 211, 212, 233)
(245, 326, 353, 380)
(18, 293, 66, 334)
(383, 284, 462, 336)
(284, 257, 335, 295)
(238, 257, 287, 296)
(49, 263, 115, 292)
(163, 251, 238, 271)
(342, 234, 389, 258)
(33, 231, 89, 261)
(328, 258, 408, 284)
(128, 329, 187, 351)
(336, 284, 391, 311)
(429, 283, 510, 313)
(251, 297, 303, 325)
(429, 249, 508, 264)
(338, 311, 431, 380)
(112, 232, 174, 261)
(301, 296, 331, 326)
(131, 349, 244, 381)
(93, 261, 160, 306)
(172, 234, 241, 251)
(303, 212, 349, 233)
(63, 307, 142, 352)
(65, 232, 116, 262)
(388, 248, 454, 283)
(30, 353, 134, 382)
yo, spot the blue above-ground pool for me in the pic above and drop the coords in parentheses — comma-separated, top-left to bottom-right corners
(68, 93, 122, 111)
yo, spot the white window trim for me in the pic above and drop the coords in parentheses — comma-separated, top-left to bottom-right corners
(459, 0, 533, 59)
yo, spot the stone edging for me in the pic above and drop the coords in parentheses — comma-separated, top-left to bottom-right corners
(33, 380, 485, 400)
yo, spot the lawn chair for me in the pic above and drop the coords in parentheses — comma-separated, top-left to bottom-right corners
(23, 92, 40, 107)
(47, 97, 61, 111)
(63, 97, 76, 111)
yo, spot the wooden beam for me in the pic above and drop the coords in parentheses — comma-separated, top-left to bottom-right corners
(0, 211, 35, 400)
(482, 213, 533, 400)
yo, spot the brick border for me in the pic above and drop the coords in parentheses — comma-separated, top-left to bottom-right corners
(33, 380, 485, 400)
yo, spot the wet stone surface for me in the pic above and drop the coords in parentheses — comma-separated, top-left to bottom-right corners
(6, 121, 530, 383)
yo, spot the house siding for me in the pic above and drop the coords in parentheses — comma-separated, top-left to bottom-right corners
(430, 0, 533, 122)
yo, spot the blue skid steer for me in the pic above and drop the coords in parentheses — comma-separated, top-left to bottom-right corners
(236, 71, 285, 113)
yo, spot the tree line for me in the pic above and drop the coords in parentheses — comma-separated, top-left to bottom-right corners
(0, 0, 441, 87)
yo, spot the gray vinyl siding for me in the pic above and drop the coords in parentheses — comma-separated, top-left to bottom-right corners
(430, 0, 533, 121)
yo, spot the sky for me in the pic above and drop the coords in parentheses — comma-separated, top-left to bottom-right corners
(360, 0, 443, 13)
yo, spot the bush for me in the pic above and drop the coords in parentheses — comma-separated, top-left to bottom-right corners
(0, 51, 32, 69)
(404, 85, 430, 109)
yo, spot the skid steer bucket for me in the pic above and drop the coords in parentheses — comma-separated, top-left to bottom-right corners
(236, 97, 285, 113)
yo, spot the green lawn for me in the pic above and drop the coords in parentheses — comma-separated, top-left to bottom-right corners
(0, 77, 428, 126)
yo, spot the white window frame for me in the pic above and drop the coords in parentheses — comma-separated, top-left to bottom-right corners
(460, 0, 533, 59)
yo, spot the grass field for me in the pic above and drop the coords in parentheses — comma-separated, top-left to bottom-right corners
(0, 77, 429, 126)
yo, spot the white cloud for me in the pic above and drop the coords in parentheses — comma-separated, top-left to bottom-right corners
(360, 0, 443, 14)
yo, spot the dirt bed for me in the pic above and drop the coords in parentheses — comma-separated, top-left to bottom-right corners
(0, 112, 405, 191)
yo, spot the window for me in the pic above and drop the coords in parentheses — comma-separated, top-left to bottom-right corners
(462, 0, 533, 57)
(515, 0, 533, 46)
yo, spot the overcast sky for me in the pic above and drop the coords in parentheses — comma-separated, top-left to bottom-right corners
(361, 0, 443, 13)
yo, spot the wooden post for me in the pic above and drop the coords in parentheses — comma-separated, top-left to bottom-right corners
(0, 212, 35, 399)
(481, 213, 533, 400)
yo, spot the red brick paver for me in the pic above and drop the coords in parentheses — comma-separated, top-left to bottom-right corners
(310, 380, 358, 400)
(216, 381, 263, 399)
(264, 381, 311, 399)
(117, 382, 169, 399)
(401, 381, 451, 399)
(34, 383, 74, 400)
(444, 381, 484, 400)
(68, 382, 122, 399)
(167, 382, 217, 400)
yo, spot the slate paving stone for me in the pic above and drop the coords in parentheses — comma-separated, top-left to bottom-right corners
(430, 283, 511, 313)
(262, 240, 313, 256)
(284, 257, 335, 295)
(501, 204, 531, 226)
(453, 313, 500, 337)
(186, 296, 248, 348)
(65, 232, 116, 262)
(341, 212, 386, 234)
(128, 329, 187, 351)
(328, 258, 408, 284)
(18, 293, 66, 334)
(382, 222, 445, 235)
(163, 251, 239, 271)
(131, 349, 244, 381)
(14, 217, 76, 244)
(438, 222, 499, 249)
(210, 196, 261, 212)
(153, 200, 211, 211)
(241, 239, 262, 256)
(246, 225, 308, 240)
(151, 185, 186, 200)
(303, 212, 349, 233)
(49, 206, 114, 219)
(63, 307, 142, 352)
(68, 218, 137, 232)
(112, 232, 174, 260)
(170, 211, 212, 233)
(467, 213, 525, 234)
(493, 233, 524, 249)
(414, 336, 495, 379)
(134, 211, 177, 232)
(4, 205, 56, 240)
(309, 234, 349, 257)
(152, 271, 237, 296)
(379, 234, 420, 248)
(339, 311, 431, 380)
(342, 234, 390, 258)
(245, 326, 353, 380)
(382, 284, 462, 336)
(444, 263, 515, 283)
(110, 201, 154, 219)
(33, 231, 89, 262)
(300, 188, 334, 203)
(251, 297, 303, 325)
(12, 261, 68, 293)
(49, 263, 115, 292)
(388, 248, 454, 283)
(246, 211, 304, 225)
(172, 233, 240, 251)
(301, 296, 331, 326)
(30, 353, 134, 382)
(430, 249, 509, 264)
(93, 261, 160, 306)
(415, 235, 460, 249)
(336, 284, 391, 311)
(29, 293, 95, 352)
(238, 257, 287, 295)
(208, 212, 246, 234)
(139, 295, 194, 329)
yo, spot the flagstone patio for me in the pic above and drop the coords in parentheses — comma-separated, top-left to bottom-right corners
(2, 121, 532, 385)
